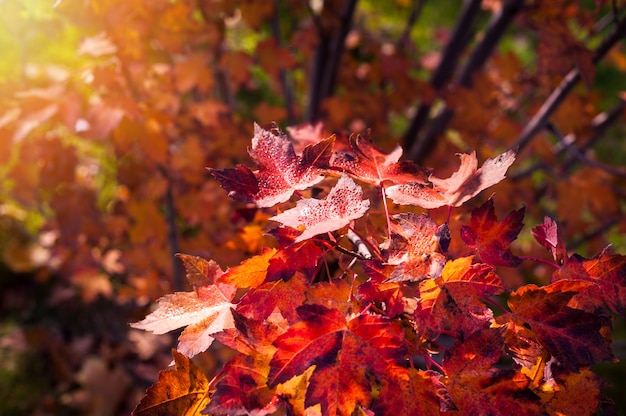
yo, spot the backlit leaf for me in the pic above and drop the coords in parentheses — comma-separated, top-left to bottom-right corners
(498, 282, 615, 371)
(386, 150, 515, 208)
(460, 199, 524, 267)
(269, 173, 370, 243)
(552, 247, 626, 317)
(130, 285, 236, 357)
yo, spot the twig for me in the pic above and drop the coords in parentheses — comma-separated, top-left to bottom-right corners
(547, 123, 626, 178)
(403, 0, 483, 159)
(510, 16, 626, 153)
(569, 216, 621, 250)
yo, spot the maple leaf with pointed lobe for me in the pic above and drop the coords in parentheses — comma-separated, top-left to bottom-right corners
(331, 134, 429, 186)
(372, 369, 451, 416)
(210, 124, 335, 207)
(460, 198, 524, 267)
(217, 247, 277, 288)
(237, 273, 309, 323)
(442, 328, 543, 415)
(131, 255, 237, 357)
(531, 216, 568, 265)
(269, 173, 370, 243)
(552, 246, 626, 317)
(268, 305, 406, 416)
(132, 349, 209, 416)
(381, 213, 447, 283)
(414, 257, 504, 340)
(358, 261, 407, 317)
(203, 354, 276, 415)
(386, 150, 515, 208)
(497, 281, 615, 372)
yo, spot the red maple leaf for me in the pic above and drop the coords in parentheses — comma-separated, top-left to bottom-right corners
(460, 198, 524, 267)
(552, 246, 626, 317)
(269, 173, 370, 243)
(267, 305, 406, 415)
(203, 354, 275, 415)
(210, 124, 335, 207)
(497, 281, 615, 371)
(443, 328, 543, 415)
(331, 134, 429, 186)
(381, 213, 447, 283)
(531, 216, 568, 265)
(386, 150, 515, 208)
(236, 273, 309, 324)
(414, 257, 504, 340)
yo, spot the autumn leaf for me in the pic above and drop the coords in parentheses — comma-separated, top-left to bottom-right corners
(498, 282, 615, 371)
(358, 261, 407, 318)
(130, 284, 236, 357)
(443, 328, 543, 415)
(237, 273, 309, 324)
(381, 213, 447, 283)
(132, 349, 209, 416)
(266, 241, 323, 281)
(176, 253, 224, 288)
(460, 198, 524, 267)
(331, 135, 428, 186)
(386, 150, 515, 208)
(552, 246, 626, 317)
(210, 124, 335, 207)
(531, 216, 568, 265)
(537, 367, 601, 416)
(269, 173, 370, 243)
(218, 247, 278, 288)
(268, 305, 406, 416)
(203, 354, 275, 415)
(372, 368, 450, 416)
(414, 257, 504, 339)
(214, 309, 285, 356)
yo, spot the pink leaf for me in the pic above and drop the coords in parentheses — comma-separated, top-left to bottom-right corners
(386, 150, 515, 208)
(269, 173, 370, 243)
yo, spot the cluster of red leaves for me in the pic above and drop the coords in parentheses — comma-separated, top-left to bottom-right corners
(132, 125, 625, 415)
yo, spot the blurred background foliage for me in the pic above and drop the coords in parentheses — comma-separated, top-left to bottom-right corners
(0, 0, 625, 414)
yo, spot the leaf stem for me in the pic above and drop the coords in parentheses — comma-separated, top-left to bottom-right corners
(519, 256, 560, 269)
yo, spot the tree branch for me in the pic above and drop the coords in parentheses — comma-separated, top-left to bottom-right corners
(271, 5, 296, 124)
(403, 0, 482, 158)
(307, 0, 359, 121)
(510, 16, 626, 153)
(407, 0, 524, 162)
(396, 0, 426, 51)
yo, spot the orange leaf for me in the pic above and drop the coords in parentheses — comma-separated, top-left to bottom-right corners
(219, 247, 278, 288)
(132, 349, 209, 416)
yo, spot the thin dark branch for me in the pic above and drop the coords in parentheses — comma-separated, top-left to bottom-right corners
(307, 0, 359, 121)
(562, 99, 626, 172)
(403, 0, 482, 157)
(396, 0, 426, 51)
(407, 0, 524, 162)
(569, 216, 621, 250)
(546, 123, 626, 178)
(510, 16, 626, 153)
(271, 5, 296, 124)
(159, 166, 185, 291)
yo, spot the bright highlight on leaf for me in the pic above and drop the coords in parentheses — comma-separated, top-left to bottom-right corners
(210, 123, 334, 207)
(269, 173, 370, 243)
(386, 150, 516, 208)
(133, 120, 625, 416)
(130, 284, 236, 357)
